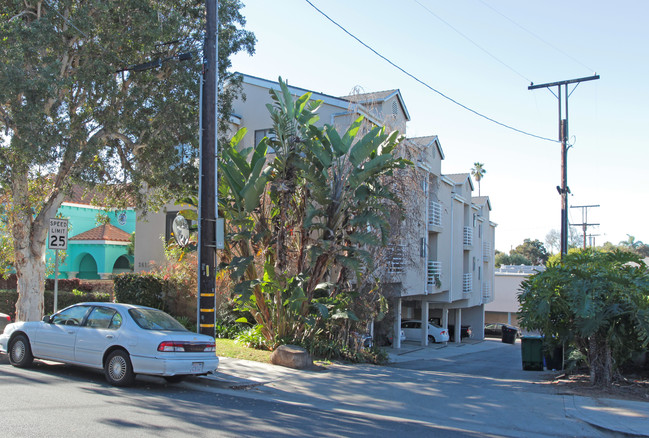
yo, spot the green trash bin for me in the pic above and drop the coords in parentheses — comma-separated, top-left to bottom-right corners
(521, 336, 544, 371)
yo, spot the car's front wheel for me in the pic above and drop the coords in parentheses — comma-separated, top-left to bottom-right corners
(104, 350, 135, 387)
(9, 334, 34, 368)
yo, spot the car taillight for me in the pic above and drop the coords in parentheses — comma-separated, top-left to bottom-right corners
(441, 330, 447, 335)
(157, 341, 216, 352)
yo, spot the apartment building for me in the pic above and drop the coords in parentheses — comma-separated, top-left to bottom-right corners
(133, 73, 496, 346)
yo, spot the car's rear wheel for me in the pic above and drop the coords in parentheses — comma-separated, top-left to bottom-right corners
(428, 335, 436, 343)
(104, 350, 135, 387)
(164, 375, 186, 384)
(9, 334, 34, 368)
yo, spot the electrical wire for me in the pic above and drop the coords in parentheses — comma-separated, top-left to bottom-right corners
(412, 0, 532, 83)
(476, 0, 596, 74)
(303, 0, 559, 144)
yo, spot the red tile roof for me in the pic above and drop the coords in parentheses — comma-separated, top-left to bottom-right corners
(70, 224, 131, 242)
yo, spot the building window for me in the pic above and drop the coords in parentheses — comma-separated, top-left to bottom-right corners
(254, 128, 277, 152)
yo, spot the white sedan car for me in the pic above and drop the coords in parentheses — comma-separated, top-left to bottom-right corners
(0, 302, 219, 386)
(401, 320, 450, 343)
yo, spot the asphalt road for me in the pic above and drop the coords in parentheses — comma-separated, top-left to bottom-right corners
(0, 354, 483, 438)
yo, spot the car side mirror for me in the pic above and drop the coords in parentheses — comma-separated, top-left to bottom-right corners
(42, 315, 52, 323)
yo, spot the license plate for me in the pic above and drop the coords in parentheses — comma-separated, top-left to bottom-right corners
(191, 362, 204, 373)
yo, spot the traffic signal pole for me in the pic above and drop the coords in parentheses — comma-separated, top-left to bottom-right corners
(528, 75, 599, 258)
(197, 0, 218, 337)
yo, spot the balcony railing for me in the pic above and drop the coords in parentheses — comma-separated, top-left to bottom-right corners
(482, 241, 491, 260)
(482, 283, 491, 300)
(463, 227, 473, 246)
(386, 244, 406, 276)
(427, 260, 442, 287)
(463, 273, 472, 293)
(428, 201, 442, 229)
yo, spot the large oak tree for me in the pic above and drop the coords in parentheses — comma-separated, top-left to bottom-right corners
(0, 0, 254, 321)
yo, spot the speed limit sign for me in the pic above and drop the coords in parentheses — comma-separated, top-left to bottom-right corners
(49, 218, 69, 250)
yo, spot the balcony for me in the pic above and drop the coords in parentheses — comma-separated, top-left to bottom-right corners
(482, 241, 491, 261)
(463, 273, 472, 294)
(463, 227, 473, 248)
(428, 201, 442, 231)
(427, 260, 442, 288)
(482, 283, 492, 301)
(386, 244, 406, 278)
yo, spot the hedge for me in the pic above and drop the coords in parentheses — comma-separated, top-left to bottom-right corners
(0, 289, 111, 321)
(113, 273, 196, 322)
(1, 274, 108, 293)
(113, 273, 166, 310)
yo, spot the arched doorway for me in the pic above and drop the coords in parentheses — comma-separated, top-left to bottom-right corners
(112, 255, 133, 275)
(78, 254, 100, 280)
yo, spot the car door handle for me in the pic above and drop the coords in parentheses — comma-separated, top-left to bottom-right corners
(67, 331, 75, 334)
(106, 335, 114, 339)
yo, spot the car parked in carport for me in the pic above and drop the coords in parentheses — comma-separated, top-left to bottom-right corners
(401, 320, 449, 343)
(0, 302, 219, 386)
(447, 324, 473, 342)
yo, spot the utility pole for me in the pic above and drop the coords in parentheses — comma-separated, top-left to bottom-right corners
(197, 0, 218, 337)
(570, 204, 600, 250)
(529, 74, 599, 258)
(587, 234, 600, 248)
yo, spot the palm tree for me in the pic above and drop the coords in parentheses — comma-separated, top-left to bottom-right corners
(471, 162, 486, 196)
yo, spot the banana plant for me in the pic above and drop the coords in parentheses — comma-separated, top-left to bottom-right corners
(301, 116, 410, 302)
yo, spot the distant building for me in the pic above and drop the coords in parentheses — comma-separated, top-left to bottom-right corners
(46, 186, 135, 280)
(485, 264, 546, 327)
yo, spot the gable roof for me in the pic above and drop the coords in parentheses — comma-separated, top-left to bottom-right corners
(239, 72, 352, 110)
(472, 196, 492, 211)
(340, 89, 411, 121)
(444, 173, 475, 191)
(70, 224, 131, 242)
(407, 135, 445, 160)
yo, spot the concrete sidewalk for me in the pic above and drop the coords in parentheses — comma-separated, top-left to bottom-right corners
(190, 340, 649, 437)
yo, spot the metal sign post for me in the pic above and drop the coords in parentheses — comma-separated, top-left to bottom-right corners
(48, 218, 69, 313)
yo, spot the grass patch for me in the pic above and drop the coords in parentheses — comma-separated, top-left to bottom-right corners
(214, 338, 272, 363)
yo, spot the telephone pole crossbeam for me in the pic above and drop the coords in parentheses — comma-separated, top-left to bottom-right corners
(528, 75, 600, 258)
(570, 204, 600, 250)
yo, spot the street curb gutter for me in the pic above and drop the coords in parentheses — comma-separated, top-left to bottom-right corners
(563, 395, 649, 437)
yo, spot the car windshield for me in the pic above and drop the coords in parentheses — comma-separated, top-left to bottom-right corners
(128, 308, 188, 331)
(430, 323, 442, 328)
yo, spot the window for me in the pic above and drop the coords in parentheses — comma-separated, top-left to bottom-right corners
(129, 308, 188, 331)
(254, 128, 277, 152)
(52, 305, 91, 326)
(86, 307, 122, 330)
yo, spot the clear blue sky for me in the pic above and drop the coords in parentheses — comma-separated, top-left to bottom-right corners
(230, 0, 649, 253)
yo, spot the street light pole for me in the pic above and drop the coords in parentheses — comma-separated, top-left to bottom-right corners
(197, 0, 218, 337)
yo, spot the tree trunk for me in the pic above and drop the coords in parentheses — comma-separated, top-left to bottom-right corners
(588, 335, 613, 387)
(11, 171, 63, 322)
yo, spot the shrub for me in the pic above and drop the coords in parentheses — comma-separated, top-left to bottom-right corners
(0, 289, 110, 320)
(235, 325, 269, 350)
(114, 273, 165, 310)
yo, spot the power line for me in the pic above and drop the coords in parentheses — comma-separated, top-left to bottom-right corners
(476, 0, 596, 74)
(303, 0, 558, 144)
(412, 0, 532, 83)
